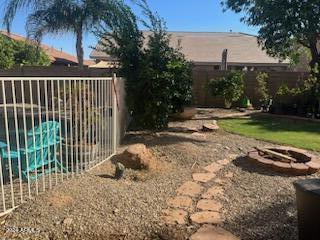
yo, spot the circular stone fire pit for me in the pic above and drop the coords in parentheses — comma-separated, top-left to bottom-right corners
(247, 147, 320, 175)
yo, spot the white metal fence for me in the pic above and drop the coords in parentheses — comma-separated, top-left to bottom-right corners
(0, 76, 117, 216)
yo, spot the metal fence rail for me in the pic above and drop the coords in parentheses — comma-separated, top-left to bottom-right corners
(0, 77, 117, 216)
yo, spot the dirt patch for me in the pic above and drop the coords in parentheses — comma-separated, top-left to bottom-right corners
(45, 192, 74, 208)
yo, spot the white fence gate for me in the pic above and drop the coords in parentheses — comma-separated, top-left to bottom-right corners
(0, 76, 118, 216)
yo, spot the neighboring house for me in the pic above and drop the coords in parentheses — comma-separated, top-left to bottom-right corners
(1, 31, 94, 67)
(90, 31, 291, 71)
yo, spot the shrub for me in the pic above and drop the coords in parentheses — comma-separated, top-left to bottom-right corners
(0, 35, 50, 69)
(97, 0, 193, 130)
(208, 71, 244, 108)
(255, 72, 269, 106)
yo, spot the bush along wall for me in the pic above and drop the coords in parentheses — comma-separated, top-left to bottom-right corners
(97, 0, 193, 130)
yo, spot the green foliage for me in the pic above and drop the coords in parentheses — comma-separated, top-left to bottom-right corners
(208, 71, 244, 108)
(289, 43, 312, 70)
(276, 84, 302, 97)
(255, 72, 269, 105)
(0, 35, 15, 69)
(222, 0, 320, 113)
(97, 0, 193, 130)
(221, 0, 320, 67)
(4, 0, 119, 67)
(0, 35, 50, 69)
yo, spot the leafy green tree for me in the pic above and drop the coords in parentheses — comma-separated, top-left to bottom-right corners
(222, 0, 320, 114)
(0, 35, 15, 69)
(0, 34, 50, 69)
(12, 39, 50, 66)
(221, 0, 320, 69)
(97, 0, 193, 129)
(3, 0, 118, 68)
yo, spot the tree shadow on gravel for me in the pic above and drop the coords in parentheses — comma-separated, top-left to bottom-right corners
(232, 156, 297, 177)
(166, 126, 200, 133)
(123, 132, 207, 147)
(96, 174, 114, 179)
(223, 201, 298, 240)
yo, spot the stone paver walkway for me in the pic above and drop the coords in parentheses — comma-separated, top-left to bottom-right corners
(162, 151, 240, 239)
(191, 225, 240, 240)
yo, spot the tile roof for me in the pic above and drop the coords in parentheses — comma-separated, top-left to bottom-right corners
(90, 31, 289, 65)
(1, 31, 94, 66)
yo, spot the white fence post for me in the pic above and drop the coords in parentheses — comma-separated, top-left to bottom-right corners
(112, 74, 117, 154)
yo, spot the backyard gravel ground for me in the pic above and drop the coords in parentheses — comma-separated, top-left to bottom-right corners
(0, 108, 319, 240)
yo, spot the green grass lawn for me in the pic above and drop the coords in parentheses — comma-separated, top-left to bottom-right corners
(218, 115, 320, 152)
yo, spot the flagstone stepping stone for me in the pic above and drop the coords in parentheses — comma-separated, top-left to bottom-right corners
(192, 173, 216, 183)
(163, 209, 188, 225)
(167, 196, 193, 210)
(197, 199, 222, 212)
(203, 163, 223, 173)
(190, 225, 240, 240)
(190, 211, 222, 224)
(202, 186, 224, 199)
(177, 181, 203, 197)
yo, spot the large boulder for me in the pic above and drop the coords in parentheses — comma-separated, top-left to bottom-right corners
(116, 144, 157, 170)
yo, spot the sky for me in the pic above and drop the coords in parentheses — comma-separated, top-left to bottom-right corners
(0, 0, 258, 59)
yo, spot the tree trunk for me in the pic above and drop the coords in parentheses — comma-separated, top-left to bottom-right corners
(308, 38, 320, 114)
(309, 39, 320, 69)
(76, 28, 84, 69)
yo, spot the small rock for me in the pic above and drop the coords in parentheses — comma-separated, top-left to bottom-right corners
(63, 218, 73, 227)
(192, 173, 215, 183)
(113, 208, 120, 214)
(115, 162, 125, 180)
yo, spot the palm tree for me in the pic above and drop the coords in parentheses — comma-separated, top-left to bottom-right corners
(3, 0, 117, 68)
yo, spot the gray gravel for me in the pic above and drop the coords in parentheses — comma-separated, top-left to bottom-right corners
(1, 109, 318, 239)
